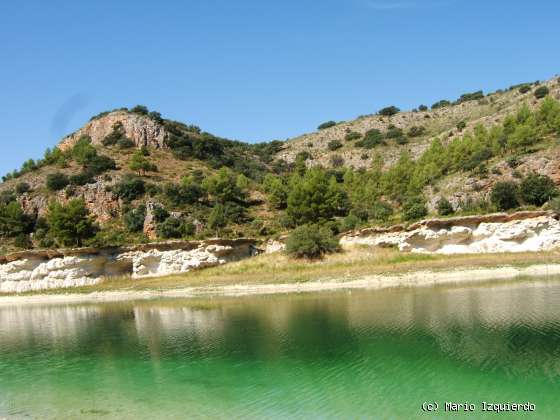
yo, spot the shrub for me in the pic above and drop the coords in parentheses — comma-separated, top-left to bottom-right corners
(328, 155, 343, 168)
(102, 122, 127, 146)
(550, 196, 560, 214)
(14, 233, 33, 249)
(356, 129, 384, 149)
(431, 100, 451, 109)
(457, 91, 484, 103)
(340, 214, 361, 231)
(437, 197, 454, 216)
(113, 176, 146, 202)
(518, 84, 532, 94)
(129, 150, 157, 175)
(407, 126, 426, 137)
(327, 140, 343, 151)
(456, 121, 467, 131)
(318, 121, 337, 130)
(15, 182, 31, 194)
(369, 200, 393, 221)
(490, 181, 519, 210)
(124, 205, 146, 232)
(163, 180, 203, 207)
(117, 137, 135, 149)
(385, 127, 404, 139)
(156, 217, 185, 239)
(418, 105, 428, 111)
(69, 172, 95, 186)
(130, 105, 149, 115)
(506, 156, 521, 168)
(285, 224, 340, 259)
(86, 155, 116, 175)
(378, 106, 400, 116)
(534, 86, 550, 99)
(402, 196, 427, 221)
(46, 172, 70, 191)
(519, 174, 557, 206)
(344, 131, 362, 141)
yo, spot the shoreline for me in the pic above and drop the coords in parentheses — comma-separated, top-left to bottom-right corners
(2, 262, 560, 306)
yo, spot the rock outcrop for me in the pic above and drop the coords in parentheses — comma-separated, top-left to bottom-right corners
(0, 239, 256, 293)
(59, 111, 168, 151)
(341, 211, 560, 254)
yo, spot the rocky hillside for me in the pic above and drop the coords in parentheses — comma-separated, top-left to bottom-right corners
(1, 76, 560, 255)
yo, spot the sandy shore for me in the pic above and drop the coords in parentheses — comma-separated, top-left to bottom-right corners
(1, 263, 560, 306)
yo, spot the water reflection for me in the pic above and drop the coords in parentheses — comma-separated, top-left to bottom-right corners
(2, 279, 560, 419)
(1, 279, 560, 365)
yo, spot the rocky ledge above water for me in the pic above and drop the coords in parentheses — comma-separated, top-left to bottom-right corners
(0, 239, 256, 294)
(340, 211, 560, 254)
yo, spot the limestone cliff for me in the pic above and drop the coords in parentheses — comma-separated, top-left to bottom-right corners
(341, 211, 560, 254)
(0, 239, 256, 293)
(59, 111, 168, 151)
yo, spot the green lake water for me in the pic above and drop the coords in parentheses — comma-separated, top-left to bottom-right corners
(1, 278, 560, 419)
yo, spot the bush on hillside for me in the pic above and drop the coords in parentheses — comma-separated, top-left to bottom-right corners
(356, 129, 384, 149)
(15, 182, 31, 194)
(344, 131, 362, 141)
(124, 205, 146, 232)
(113, 176, 146, 202)
(130, 105, 149, 115)
(490, 181, 519, 211)
(402, 196, 427, 221)
(46, 172, 70, 191)
(431, 99, 451, 109)
(327, 140, 343, 151)
(418, 105, 428, 111)
(437, 197, 454, 216)
(518, 84, 532, 94)
(285, 224, 340, 259)
(519, 173, 557, 206)
(378, 106, 400, 116)
(457, 91, 484, 103)
(157, 217, 190, 239)
(407, 126, 426, 137)
(318, 121, 337, 130)
(69, 172, 95, 186)
(534, 86, 550, 99)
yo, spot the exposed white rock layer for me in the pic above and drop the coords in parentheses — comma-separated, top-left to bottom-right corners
(0, 240, 254, 293)
(341, 213, 560, 254)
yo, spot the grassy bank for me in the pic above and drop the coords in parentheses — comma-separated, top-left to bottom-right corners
(12, 246, 560, 296)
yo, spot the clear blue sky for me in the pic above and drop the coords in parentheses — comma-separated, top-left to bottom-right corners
(1, 0, 559, 175)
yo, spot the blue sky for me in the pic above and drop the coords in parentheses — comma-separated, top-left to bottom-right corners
(1, 0, 559, 175)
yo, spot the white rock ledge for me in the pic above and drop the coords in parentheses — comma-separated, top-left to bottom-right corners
(341, 211, 560, 254)
(0, 239, 256, 293)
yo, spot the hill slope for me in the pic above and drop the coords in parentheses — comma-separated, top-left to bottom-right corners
(1, 76, 560, 254)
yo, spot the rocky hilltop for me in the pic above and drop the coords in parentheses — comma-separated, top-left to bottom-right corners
(59, 110, 168, 151)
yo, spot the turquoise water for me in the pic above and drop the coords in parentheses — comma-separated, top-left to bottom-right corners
(1, 279, 560, 419)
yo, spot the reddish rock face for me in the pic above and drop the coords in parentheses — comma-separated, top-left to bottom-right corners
(59, 111, 168, 151)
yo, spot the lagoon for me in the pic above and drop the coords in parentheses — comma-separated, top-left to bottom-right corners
(1, 278, 560, 419)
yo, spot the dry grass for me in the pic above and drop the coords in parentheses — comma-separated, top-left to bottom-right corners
(29, 247, 560, 296)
